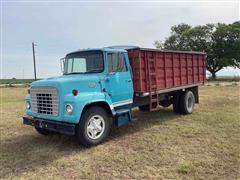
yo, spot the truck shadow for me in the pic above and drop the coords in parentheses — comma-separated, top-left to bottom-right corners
(1, 108, 179, 179)
(109, 108, 180, 140)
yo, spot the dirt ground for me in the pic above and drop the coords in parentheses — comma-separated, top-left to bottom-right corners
(0, 86, 239, 179)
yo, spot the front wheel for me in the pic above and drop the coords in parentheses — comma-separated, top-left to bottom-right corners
(76, 106, 111, 147)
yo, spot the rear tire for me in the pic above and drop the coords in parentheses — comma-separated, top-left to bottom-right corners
(35, 127, 50, 135)
(160, 99, 172, 107)
(76, 106, 111, 147)
(173, 93, 181, 113)
(179, 90, 195, 114)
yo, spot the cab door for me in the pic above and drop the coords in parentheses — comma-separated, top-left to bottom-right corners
(105, 52, 133, 109)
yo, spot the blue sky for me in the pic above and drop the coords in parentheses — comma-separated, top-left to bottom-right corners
(2, 1, 240, 79)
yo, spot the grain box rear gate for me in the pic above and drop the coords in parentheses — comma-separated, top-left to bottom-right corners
(127, 48, 206, 95)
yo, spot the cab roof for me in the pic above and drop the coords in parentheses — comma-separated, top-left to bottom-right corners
(66, 45, 206, 56)
(66, 47, 130, 56)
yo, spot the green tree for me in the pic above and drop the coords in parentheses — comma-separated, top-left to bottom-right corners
(154, 22, 240, 78)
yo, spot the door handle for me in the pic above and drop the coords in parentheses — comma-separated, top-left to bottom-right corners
(126, 79, 132, 83)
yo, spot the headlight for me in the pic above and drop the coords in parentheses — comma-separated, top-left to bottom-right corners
(65, 104, 73, 114)
(26, 102, 31, 109)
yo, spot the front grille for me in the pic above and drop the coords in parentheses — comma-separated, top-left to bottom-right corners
(30, 86, 59, 116)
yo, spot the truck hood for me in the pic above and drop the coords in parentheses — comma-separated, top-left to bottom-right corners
(30, 74, 103, 94)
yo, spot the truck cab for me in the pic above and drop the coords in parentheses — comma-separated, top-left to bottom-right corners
(23, 48, 134, 146)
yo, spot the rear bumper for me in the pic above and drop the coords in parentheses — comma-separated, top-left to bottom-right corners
(23, 116, 76, 135)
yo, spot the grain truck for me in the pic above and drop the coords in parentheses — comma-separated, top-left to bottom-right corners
(23, 46, 206, 146)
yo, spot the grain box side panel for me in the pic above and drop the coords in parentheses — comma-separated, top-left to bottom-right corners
(173, 53, 181, 86)
(199, 54, 206, 82)
(156, 52, 165, 89)
(180, 54, 187, 85)
(128, 49, 142, 92)
(193, 54, 199, 83)
(187, 54, 193, 84)
(141, 50, 147, 92)
(128, 48, 206, 94)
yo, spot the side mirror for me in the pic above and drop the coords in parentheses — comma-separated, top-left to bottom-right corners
(60, 58, 65, 74)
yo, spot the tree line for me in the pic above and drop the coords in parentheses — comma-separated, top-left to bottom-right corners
(154, 21, 240, 78)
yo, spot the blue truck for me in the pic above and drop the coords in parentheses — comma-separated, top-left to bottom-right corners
(23, 46, 206, 146)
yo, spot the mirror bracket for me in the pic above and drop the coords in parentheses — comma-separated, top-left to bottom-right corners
(60, 58, 65, 74)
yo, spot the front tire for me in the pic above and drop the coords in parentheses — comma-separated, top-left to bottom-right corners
(76, 106, 111, 147)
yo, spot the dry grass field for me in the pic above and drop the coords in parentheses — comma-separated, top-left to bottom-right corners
(0, 86, 239, 179)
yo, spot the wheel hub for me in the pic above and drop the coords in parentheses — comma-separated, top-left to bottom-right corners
(87, 115, 105, 140)
(187, 94, 194, 112)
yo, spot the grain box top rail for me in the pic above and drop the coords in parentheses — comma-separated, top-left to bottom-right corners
(106, 46, 206, 55)
(130, 47, 206, 55)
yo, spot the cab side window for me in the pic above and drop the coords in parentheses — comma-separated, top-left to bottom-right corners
(108, 53, 127, 72)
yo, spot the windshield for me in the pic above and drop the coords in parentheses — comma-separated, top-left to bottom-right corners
(64, 51, 104, 74)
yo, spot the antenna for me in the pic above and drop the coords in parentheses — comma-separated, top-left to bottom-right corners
(32, 42, 37, 80)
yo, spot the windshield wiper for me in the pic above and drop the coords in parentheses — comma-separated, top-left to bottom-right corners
(64, 69, 102, 75)
(84, 69, 102, 73)
(64, 72, 84, 75)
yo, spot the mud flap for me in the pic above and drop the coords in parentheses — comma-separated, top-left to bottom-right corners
(115, 111, 132, 127)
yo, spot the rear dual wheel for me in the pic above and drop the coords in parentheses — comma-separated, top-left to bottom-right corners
(173, 90, 195, 114)
(173, 93, 181, 113)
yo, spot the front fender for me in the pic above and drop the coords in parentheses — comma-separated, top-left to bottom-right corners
(63, 92, 115, 124)
(25, 92, 115, 124)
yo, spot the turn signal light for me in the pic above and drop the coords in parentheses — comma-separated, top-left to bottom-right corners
(72, 89, 78, 96)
